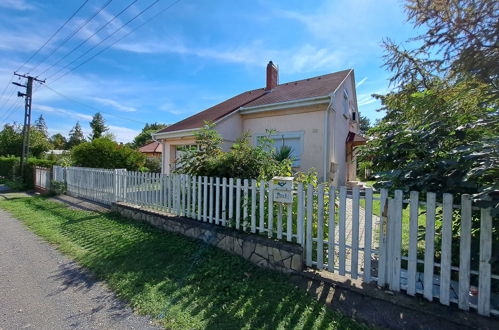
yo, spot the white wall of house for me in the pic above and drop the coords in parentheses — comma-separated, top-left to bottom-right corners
(241, 105, 327, 178)
(215, 112, 243, 151)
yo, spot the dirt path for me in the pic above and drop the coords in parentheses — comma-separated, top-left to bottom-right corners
(0, 207, 159, 330)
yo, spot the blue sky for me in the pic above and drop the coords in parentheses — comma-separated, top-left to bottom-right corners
(0, 0, 418, 143)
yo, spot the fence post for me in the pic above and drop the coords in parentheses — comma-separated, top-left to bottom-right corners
(113, 169, 119, 202)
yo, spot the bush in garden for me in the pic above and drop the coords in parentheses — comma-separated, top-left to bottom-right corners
(175, 122, 292, 181)
(72, 137, 145, 171)
(144, 157, 161, 173)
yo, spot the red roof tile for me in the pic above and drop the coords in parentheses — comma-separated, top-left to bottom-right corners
(139, 141, 162, 153)
(158, 69, 352, 134)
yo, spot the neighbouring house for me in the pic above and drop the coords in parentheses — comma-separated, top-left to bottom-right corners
(45, 149, 69, 156)
(138, 141, 162, 159)
(153, 61, 365, 186)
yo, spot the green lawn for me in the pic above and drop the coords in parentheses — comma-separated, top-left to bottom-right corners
(0, 196, 368, 330)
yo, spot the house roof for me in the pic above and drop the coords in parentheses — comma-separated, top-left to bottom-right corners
(139, 141, 162, 153)
(157, 69, 352, 134)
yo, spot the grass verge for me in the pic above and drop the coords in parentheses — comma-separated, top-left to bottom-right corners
(0, 196, 368, 330)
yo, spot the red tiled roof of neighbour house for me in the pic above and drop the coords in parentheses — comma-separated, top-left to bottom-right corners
(139, 141, 162, 153)
(158, 68, 352, 134)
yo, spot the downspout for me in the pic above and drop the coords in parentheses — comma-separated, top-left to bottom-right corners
(323, 93, 334, 182)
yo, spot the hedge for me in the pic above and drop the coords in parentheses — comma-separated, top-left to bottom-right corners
(0, 156, 56, 188)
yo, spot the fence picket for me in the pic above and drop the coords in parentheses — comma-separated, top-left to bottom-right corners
(317, 184, 325, 270)
(215, 177, 220, 225)
(191, 176, 196, 218)
(390, 190, 403, 291)
(197, 176, 202, 220)
(259, 180, 265, 233)
(306, 184, 313, 267)
(423, 192, 436, 301)
(478, 208, 492, 316)
(251, 179, 257, 233)
(338, 186, 347, 276)
(203, 176, 208, 222)
(458, 194, 472, 310)
(228, 178, 234, 226)
(268, 181, 274, 238)
(209, 177, 214, 223)
(328, 185, 336, 272)
(363, 188, 373, 282)
(439, 193, 453, 305)
(222, 178, 227, 226)
(243, 179, 249, 231)
(236, 179, 242, 230)
(297, 183, 304, 246)
(407, 191, 419, 295)
(377, 189, 388, 287)
(351, 187, 360, 279)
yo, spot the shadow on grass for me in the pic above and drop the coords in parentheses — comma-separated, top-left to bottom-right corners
(2, 197, 366, 330)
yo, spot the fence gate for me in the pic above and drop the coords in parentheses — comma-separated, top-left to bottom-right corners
(34, 166, 51, 194)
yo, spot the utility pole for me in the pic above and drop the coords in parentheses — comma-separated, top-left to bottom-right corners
(12, 72, 45, 178)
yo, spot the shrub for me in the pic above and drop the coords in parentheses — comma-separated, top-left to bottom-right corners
(0, 156, 19, 179)
(72, 138, 145, 171)
(0, 156, 55, 188)
(144, 157, 161, 173)
(176, 123, 292, 181)
(50, 180, 66, 195)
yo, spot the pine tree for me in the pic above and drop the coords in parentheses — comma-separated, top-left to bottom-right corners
(67, 122, 86, 148)
(34, 114, 48, 138)
(89, 112, 108, 140)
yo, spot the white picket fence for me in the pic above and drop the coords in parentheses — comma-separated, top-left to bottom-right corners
(52, 166, 498, 317)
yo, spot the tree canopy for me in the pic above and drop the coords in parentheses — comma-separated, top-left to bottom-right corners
(132, 122, 168, 148)
(72, 137, 145, 170)
(361, 0, 498, 209)
(89, 113, 108, 140)
(67, 122, 85, 148)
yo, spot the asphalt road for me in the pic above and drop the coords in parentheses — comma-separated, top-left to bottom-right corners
(0, 208, 160, 330)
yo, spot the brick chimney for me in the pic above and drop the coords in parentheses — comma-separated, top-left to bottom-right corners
(265, 61, 278, 91)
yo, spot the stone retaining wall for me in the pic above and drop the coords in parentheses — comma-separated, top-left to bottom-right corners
(112, 202, 304, 273)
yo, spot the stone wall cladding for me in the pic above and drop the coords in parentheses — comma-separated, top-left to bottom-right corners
(112, 202, 304, 273)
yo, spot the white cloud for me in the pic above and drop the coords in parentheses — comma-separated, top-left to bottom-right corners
(92, 97, 137, 112)
(356, 77, 368, 88)
(34, 104, 93, 121)
(0, 0, 34, 11)
(108, 125, 139, 143)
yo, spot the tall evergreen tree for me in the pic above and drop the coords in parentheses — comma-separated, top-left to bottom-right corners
(34, 114, 48, 137)
(67, 122, 86, 148)
(89, 113, 108, 140)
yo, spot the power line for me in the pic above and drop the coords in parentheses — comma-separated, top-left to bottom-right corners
(38, 83, 147, 125)
(48, 0, 170, 83)
(15, 0, 90, 73)
(38, 0, 138, 78)
(30, 0, 114, 75)
(0, 74, 14, 109)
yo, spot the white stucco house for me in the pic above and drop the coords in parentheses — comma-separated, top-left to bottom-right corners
(153, 61, 365, 186)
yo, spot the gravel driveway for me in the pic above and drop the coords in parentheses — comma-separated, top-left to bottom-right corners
(0, 208, 160, 330)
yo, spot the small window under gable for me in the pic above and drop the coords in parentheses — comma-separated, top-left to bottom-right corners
(343, 89, 349, 118)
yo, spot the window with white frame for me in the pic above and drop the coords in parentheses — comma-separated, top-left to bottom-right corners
(255, 132, 304, 167)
